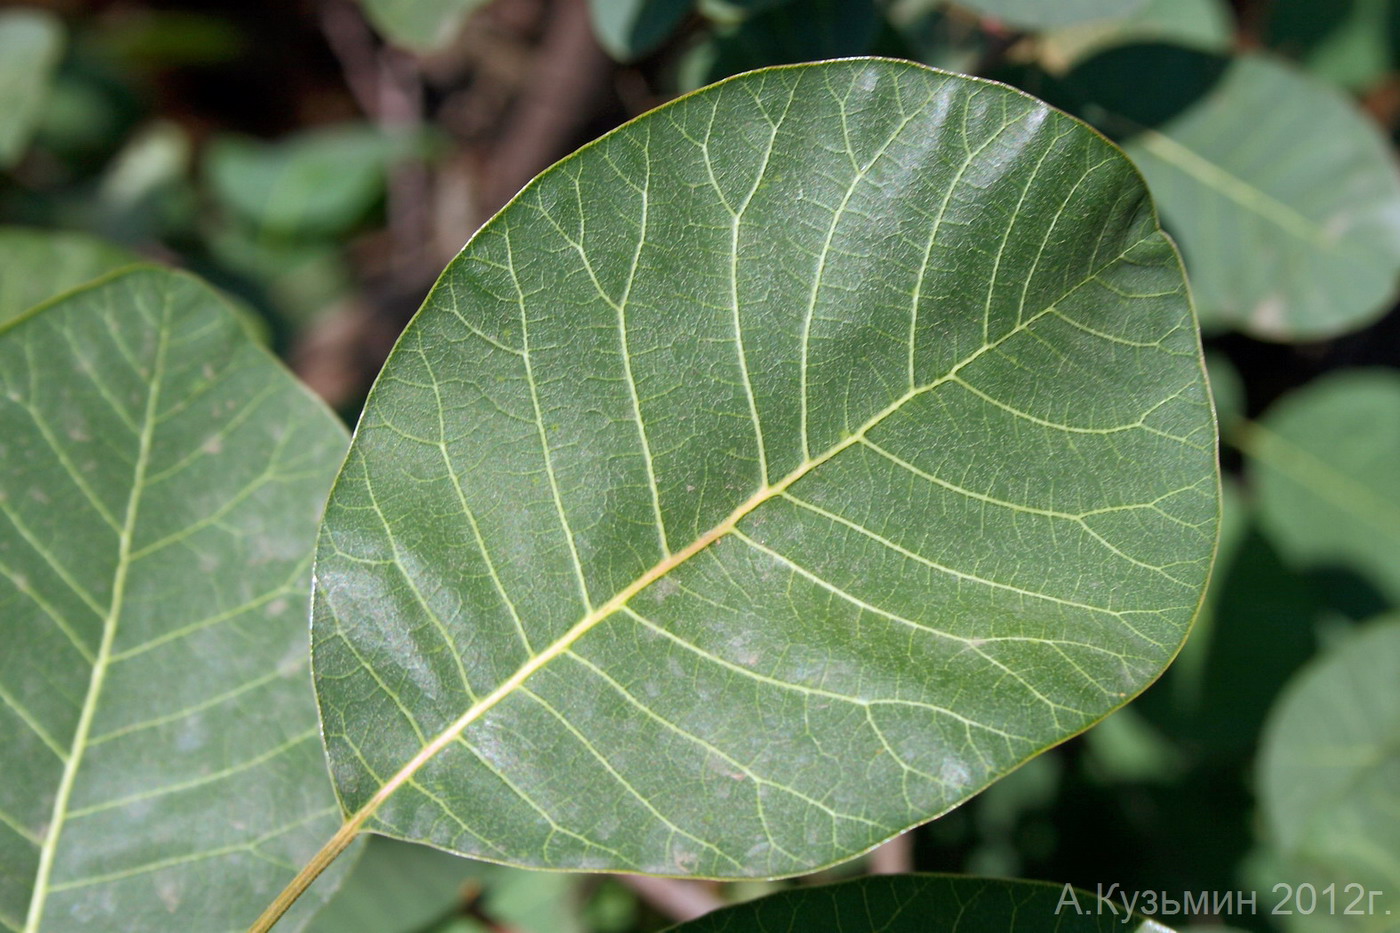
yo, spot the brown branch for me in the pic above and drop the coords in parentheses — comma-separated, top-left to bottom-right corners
(319, 0, 384, 120)
(377, 47, 431, 279)
(867, 832, 914, 875)
(477, 0, 612, 218)
(617, 875, 725, 923)
(319, 0, 432, 278)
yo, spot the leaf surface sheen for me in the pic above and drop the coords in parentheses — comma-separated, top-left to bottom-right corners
(0, 269, 350, 931)
(314, 59, 1218, 878)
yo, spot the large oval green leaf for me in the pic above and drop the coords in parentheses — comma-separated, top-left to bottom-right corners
(1258, 616, 1400, 933)
(0, 269, 350, 931)
(662, 875, 1175, 931)
(313, 59, 1218, 879)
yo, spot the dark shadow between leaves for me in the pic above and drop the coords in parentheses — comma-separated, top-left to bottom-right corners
(1305, 564, 1393, 623)
(1060, 43, 1231, 142)
(1265, 0, 1359, 62)
(685, 0, 879, 86)
(1138, 527, 1319, 760)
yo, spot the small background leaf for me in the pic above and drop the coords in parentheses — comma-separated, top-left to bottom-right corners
(1258, 616, 1400, 932)
(1265, 0, 1396, 91)
(1245, 370, 1400, 607)
(953, 0, 1151, 30)
(590, 0, 695, 61)
(358, 0, 487, 51)
(678, 0, 879, 90)
(1039, 0, 1232, 71)
(205, 125, 424, 238)
(308, 836, 585, 933)
(0, 9, 64, 168)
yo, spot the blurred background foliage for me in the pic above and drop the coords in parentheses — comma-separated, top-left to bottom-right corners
(0, 0, 1396, 931)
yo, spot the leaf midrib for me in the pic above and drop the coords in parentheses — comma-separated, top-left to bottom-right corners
(24, 298, 170, 933)
(337, 230, 1161, 833)
(1135, 129, 1333, 250)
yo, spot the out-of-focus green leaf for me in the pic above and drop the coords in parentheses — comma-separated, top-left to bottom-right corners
(1245, 371, 1400, 606)
(581, 879, 640, 933)
(883, 0, 988, 73)
(206, 125, 420, 238)
(312, 58, 1217, 879)
(662, 875, 1175, 931)
(1056, 43, 1228, 131)
(964, 753, 1060, 877)
(0, 9, 64, 167)
(96, 121, 197, 242)
(306, 838, 469, 933)
(1265, 0, 1394, 91)
(0, 268, 351, 931)
(1082, 705, 1182, 782)
(359, 0, 487, 51)
(1112, 54, 1400, 341)
(0, 228, 268, 344)
(1039, 0, 1232, 71)
(429, 921, 491, 933)
(1258, 617, 1400, 932)
(98, 121, 191, 214)
(203, 223, 353, 327)
(309, 835, 585, 933)
(698, 0, 793, 25)
(31, 71, 138, 163)
(955, 0, 1151, 30)
(0, 227, 137, 325)
(590, 0, 693, 61)
(478, 866, 584, 933)
(678, 0, 878, 88)
(97, 11, 247, 68)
